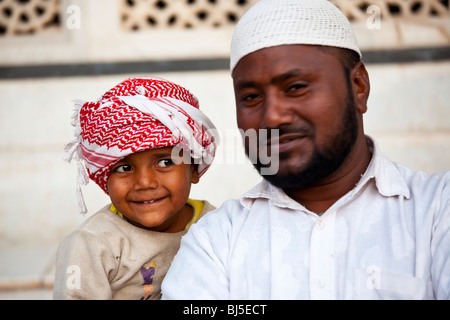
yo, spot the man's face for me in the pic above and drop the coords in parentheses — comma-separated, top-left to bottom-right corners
(232, 44, 359, 189)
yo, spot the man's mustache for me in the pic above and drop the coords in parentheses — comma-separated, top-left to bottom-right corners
(258, 124, 314, 146)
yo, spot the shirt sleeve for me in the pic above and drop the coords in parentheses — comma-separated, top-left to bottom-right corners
(161, 201, 241, 299)
(53, 229, 118, 300)
(431, 173, 450, 299)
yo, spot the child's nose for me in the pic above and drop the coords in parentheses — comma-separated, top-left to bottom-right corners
(134, 168, 159, 190)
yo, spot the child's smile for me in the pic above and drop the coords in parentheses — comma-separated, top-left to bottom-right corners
(130, 195, 168, 208)
(107, 147, 199, 233)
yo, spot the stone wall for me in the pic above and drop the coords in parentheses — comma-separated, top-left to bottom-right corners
(0, 0, 449, 248)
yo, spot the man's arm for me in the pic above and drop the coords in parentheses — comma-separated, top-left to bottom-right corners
(162, 201, 243, 299)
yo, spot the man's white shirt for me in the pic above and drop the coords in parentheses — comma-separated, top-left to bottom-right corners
(162, 138, 450, 299)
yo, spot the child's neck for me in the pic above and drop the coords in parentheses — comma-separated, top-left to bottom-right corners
(161, 203, 194, 233)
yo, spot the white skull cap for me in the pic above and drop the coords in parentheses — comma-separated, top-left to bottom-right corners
(230, 0, 362, 72)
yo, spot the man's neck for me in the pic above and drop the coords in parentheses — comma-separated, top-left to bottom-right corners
(285, 135, 372, 214)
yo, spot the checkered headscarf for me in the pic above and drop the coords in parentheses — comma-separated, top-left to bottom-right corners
(64, 77, 219, 214)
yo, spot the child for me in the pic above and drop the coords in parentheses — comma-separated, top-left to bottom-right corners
(53, 77, 219, 300)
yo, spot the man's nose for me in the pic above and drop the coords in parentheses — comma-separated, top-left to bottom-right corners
(260, 92, 294, 129)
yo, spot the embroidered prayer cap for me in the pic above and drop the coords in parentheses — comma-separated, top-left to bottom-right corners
(64, 76, 219, 214)
(230, 0, 362, 72)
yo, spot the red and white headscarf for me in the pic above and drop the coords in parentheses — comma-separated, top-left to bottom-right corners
(64, 77, 219, 214)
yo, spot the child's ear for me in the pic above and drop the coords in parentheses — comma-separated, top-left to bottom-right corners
(191, 165, 200, 184)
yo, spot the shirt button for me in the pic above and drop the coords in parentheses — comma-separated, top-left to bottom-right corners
(316, 220, 325, 230)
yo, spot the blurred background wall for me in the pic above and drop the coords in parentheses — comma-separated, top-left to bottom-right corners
(0, 0, 449, 298)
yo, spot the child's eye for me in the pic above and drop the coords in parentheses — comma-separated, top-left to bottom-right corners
(113, 164, 133, 173)
(157, 159, 174, 168)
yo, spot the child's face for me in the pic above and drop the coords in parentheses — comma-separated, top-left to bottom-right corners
(106, 147, 199, 232)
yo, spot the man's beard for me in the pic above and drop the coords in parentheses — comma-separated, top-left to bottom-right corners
(246, 90, 359, 190)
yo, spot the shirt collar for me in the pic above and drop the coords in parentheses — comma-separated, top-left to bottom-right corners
(241, 136, 410, 211)
(241, 179, 305, 211)
(357, 137, 410, 199)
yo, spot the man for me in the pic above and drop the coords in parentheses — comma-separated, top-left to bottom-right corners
(162, 0, 449, 299)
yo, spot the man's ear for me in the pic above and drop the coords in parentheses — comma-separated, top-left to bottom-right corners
(351, 61, 370, 115)
(191, 164, 200, 184)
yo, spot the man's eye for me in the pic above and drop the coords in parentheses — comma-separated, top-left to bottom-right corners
(157, 159, 174, 168)
(114, 164, 132, 173)
(242, 93, 259, 102)
(287, 83, 307, 93)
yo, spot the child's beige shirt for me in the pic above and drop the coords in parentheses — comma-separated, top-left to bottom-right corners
(53, 200, 215, 300)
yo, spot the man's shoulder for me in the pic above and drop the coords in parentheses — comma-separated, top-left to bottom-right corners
(394, 161, 450, 194)
(202, 198, 248, 219)
(371, 137, 450, 199)
(391, 162, 450, 219)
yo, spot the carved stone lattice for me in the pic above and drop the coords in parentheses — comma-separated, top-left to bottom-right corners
(331, 0, 450, 42)
(0, 0, 60, 36)
(331, 0, 449, 21)
(121, 0, 450, 31)
(121, 0, 260, 30)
